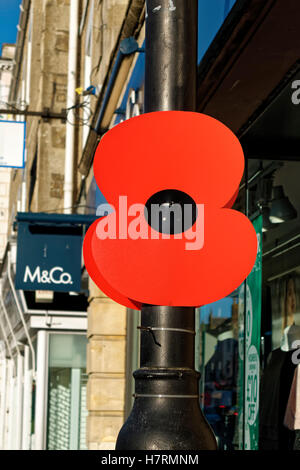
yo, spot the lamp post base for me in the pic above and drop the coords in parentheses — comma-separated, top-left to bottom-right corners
(115, 305, 217, 450)
(116, 369, 217, 450)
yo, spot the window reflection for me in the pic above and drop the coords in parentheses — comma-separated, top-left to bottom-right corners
(199, 294, 240, 450)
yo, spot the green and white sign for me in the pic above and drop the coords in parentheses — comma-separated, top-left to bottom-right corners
(238, 215, 262, 450)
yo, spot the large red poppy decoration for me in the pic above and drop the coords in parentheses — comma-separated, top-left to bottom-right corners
(83, 111, 257, 310)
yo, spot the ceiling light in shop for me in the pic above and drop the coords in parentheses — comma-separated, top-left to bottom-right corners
(269, 186, 297, 223)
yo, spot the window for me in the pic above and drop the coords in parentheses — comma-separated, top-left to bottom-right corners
(46, 334, 88, 450)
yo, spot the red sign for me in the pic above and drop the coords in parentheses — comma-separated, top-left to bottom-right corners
(83, 111, 257, 310)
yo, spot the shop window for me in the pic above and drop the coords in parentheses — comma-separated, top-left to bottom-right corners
(197, 294, 240, 450)
(258, 160, 300, 451)
(46, 334, 88, 450)
(197, 215, 262, 450)
(259, 269, 300, 450)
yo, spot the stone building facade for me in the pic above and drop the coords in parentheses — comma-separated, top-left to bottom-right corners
(76, 0, 144, 450)
(2, 0, 145, 450)
(8, 0, 69, 217)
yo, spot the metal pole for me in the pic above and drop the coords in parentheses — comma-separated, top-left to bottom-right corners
(144, 0, 197, 112)
(116, 0, 217, 450)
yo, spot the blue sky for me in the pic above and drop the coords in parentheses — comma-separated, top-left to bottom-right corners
(198, 0, 236, 62)
(200, 296, 235, 324)
(0, 0, 21, 55)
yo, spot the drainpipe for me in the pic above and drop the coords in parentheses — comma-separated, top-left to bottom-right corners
(64, 0, 79, 214)
(21, 150, 27, 212)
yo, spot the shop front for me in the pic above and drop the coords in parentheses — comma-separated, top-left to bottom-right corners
(192, 0, 300, 450)
(0, 213, 94, 450)
(197, 158, 300, 450)
(197, 209, 262, 450)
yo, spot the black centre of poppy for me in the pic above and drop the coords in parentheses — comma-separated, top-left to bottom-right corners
(145, 189, 197, 235)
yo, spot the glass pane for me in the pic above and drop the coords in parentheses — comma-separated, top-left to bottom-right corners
(47, 334, 88, 450)
(198, 294, 240, 450)
(270, 274, 300, 350)
(260, 269, 300, 450)
(49, 334, 87, 369)
(259, 160, 300, 451)
(47, 367, 71, 450)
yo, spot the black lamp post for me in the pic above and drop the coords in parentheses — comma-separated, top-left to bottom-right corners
(115, 0, 217, 450)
